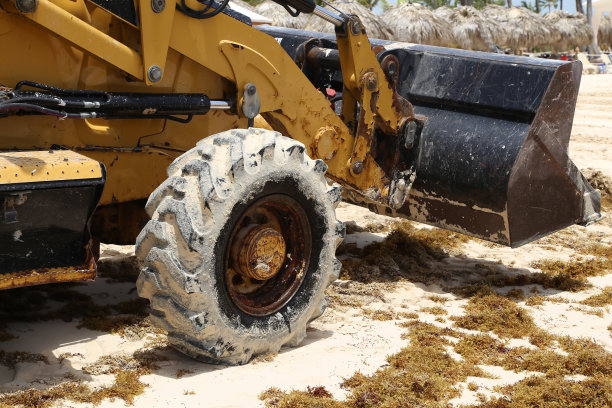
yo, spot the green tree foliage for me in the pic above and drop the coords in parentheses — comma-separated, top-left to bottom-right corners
(242, 0, 263, 6)
(544, 0, 558, 11)
(470, 0, 506, 9)
(356, 0, 381, 9)
(520, 0, 546, 12)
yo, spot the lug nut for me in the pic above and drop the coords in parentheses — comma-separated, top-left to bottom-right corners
(352, 161, 364, 174)
(151, 0, 165, 13)
(350, 19, 363, 36)
(366, 75, 378, 92)
(246, 83, 257, 96)
(403, 121, 418, 150)
(14, 0, 37, 13)
(147, 65, 162, 83)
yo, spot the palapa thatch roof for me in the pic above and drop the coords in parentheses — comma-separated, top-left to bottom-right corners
(255, 1, 309, 29)
(544, 10, 593, 49)
(481, 5, 512, 46)
(305, 0, 393, 40)
(485, 6, 554, 49)
(230, 0, 256, 11)
(382, 3, 452, 46)
(434, 6, 494, 51)
(598, 14, 612, 49)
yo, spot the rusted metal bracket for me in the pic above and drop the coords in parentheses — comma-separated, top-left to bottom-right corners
(335, 15, 418, 205)
(350, 72, 378, 176)
(0, 241, 97, 290)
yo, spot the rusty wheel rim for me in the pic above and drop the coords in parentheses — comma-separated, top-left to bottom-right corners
(224, 194, 312, 316)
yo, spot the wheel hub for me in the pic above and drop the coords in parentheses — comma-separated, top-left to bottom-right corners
(236, 225, 286, 281)
(224, 194, 312, 316)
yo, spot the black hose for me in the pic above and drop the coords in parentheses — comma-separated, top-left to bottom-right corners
(2, 96, 101, 109)
(176, 0, 230, 19)
(15, 80, 109, 99)
(0, 103, 97, 119)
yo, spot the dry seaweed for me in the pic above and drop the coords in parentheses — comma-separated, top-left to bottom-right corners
(260, 386, 343, 408)
(339, 222, 468, 285)
(325, 280, 387, 310)
(82, 347, 170, 376)
(0, 281, 154, 340)
(580, 287, 612, 307)
(480, 375, 612, 407)
(531, 243, 612, 286)
(398, 312, 419, 319)
(0, 346, 170, 407)
(366, 310, 394, 321)
(0, 350, 48, 369)
(0, 332, 17, 342)
(97, 255, 140, 283)
(467, 382, 479, 392)
(504, 289, 525, 300)
(0, 349, 167, 406)
(261, 322, 484, 408)
(451, 293, 539, 339)
(0, 370, 146, 407)
(525, 295, 545, 306)
(455, 332, 612, 378)
(419, 306, 448, 316)
(568, 305, 605, 318)
(175, 368, 194, 378)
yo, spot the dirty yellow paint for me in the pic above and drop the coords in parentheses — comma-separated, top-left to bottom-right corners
(0, 150, 103, 184)
(0, 246, 96, 290)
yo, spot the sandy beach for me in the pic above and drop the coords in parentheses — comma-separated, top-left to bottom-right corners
(0, 74, 610, 408)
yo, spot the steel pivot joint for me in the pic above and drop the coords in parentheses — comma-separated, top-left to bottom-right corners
(334, 14, 418, 206)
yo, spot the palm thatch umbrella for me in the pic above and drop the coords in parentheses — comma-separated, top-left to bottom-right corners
(229, 0, 274, 25)
(434, 6, 494, 51)
(255, 1, 309, 29)
(229, 0, 256, 11)
(481, 5, 512, 47)
(544, 10, 593, 50)
(305, 0, 394, 40)
(381, 3, 452, 46)
(487, 7, 554, 51)
(598, 14, 612, 49)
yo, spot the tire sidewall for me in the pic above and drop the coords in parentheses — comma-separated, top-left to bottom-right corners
(206, 165, 333, 341)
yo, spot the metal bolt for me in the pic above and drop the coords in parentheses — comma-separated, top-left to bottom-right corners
(151, 0, 165, 13)
(147, 65, 162, 83)
(246, 83, 257, 96)
(403, 121, 418, 150)
(366, 75, 378, 92)
(14, 0, 38, 13)
(350, 19, 363, 36)
(352, 161, 364, 174)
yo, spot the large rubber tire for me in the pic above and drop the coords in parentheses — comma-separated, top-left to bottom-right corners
(136, 128, 344, 365)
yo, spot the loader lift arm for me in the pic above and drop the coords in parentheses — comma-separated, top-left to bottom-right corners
(1, 0, 415, 207)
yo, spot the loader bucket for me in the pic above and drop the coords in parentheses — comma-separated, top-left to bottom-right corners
(259, 26, 601, 247)
(386, 45, 601, 247)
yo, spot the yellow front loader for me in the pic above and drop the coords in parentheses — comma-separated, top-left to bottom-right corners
(0, 0, 601, 364)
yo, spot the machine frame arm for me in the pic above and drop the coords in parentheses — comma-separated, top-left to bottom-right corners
(2, 0, 413, 205)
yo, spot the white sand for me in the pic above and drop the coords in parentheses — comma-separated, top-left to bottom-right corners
(0, 76, 611, 408)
